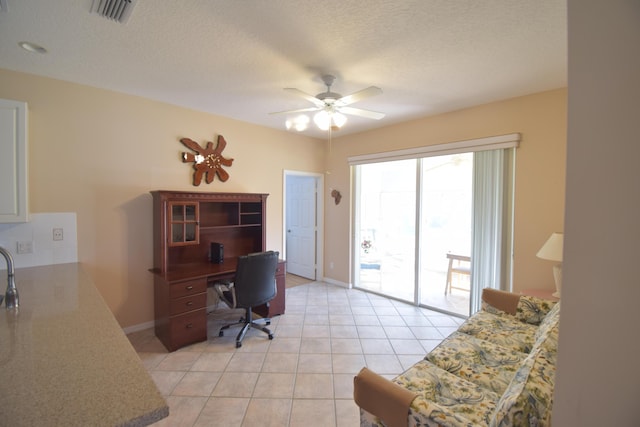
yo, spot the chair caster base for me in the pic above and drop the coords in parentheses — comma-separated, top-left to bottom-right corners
(268, 334, 274, 340)
(219, 331, 224, 337)
(235, 341, 242, 348)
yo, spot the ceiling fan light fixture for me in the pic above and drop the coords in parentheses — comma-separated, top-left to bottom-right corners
(273, 74, 384, 132)
(285, 115, 310, 132)
(314, 110, 347, 131)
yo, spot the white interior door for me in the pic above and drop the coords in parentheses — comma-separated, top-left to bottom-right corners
(286, 175, 317, 279)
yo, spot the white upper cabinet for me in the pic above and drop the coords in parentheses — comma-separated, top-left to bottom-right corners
(0, 99, 28, 223)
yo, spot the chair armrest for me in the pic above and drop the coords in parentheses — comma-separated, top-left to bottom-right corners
(353, 367, 417, 427)
(481, 288, 521, 315)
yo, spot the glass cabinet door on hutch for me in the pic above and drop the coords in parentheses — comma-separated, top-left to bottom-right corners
(169, 202, 199, 245)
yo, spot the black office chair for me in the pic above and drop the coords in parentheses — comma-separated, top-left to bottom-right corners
(214, 251, 279, 348)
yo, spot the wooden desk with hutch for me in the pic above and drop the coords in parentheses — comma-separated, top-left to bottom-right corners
(149, 190, 286, 352)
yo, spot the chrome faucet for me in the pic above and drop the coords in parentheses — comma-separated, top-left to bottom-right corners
(0, 246, 19, 309)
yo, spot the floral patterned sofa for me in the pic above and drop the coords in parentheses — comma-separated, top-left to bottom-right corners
(354, 288, 560, 427)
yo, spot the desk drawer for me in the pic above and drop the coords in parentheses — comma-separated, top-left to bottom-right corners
(170, 293, 207, 316)
(169, 310, 206, 349)
(169, 278, 207, 299)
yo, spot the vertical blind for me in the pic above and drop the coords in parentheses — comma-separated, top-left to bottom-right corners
(471, 149, 513, 313)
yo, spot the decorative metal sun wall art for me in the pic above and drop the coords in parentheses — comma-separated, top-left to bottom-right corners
(180, 135, 234, 186)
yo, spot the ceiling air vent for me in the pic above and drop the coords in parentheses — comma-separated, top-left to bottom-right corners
(90, 0, 137, 24)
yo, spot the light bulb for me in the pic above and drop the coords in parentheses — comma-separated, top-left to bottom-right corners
(285, 115, 309, 132)
(314, 111, 331, 131)
(333, 112, 347, 128)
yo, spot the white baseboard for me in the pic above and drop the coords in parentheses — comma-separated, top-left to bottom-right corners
(122, 320, 155, 335)
(321, 276, 351, 288)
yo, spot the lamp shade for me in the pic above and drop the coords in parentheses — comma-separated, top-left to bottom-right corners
(536, 232, 563, 262)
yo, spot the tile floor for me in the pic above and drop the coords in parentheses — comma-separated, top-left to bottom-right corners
(359, 269, 471, 316)
(127, 281, 464, 427)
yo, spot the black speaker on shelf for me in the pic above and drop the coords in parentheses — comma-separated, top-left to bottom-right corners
(210, 242, 224, 264)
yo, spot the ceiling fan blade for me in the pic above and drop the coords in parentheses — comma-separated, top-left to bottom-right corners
(283, 88, 326, 108)
(269, 106, 321, 115)
(339, 106, 385, 120)
(335, 86, 383, 107)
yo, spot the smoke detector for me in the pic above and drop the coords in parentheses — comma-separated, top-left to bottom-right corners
(90, 0, 137, 24)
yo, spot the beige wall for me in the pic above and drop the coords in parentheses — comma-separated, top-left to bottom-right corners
(1, 67, 567, 328)
(0, 68, 324, 327)
(324, 89, 567, 293)
(553, 0, 640, 424)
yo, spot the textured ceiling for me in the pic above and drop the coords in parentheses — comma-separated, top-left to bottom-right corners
(0, 0, 567, 139)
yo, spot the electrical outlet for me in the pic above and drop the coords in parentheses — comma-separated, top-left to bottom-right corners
(53, 228, 64, 241)
(17, 241, 33, 254)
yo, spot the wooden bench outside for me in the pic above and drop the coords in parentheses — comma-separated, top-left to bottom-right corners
(445, 253, 471, 294)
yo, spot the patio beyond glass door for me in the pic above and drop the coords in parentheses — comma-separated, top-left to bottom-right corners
(355, 159, 416, 303)
(418, 154, 473, 316)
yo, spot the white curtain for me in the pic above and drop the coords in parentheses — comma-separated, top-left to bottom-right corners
(470, 149, 510, 313)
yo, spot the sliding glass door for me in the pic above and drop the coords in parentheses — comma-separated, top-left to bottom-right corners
(418, 153, 473, 315)
(354, 159, 416, 303)
(352, 136, 517, 317)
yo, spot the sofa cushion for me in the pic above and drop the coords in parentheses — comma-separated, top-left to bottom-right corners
(457, 311, 538, 353)
(393, 360, 500, 427)
(522, 301, 560, 366)
(425, 332, 528, 395)
(534, 301, 561, 341)
(515, 296, 557, 325)
(489, 346, 556, 427)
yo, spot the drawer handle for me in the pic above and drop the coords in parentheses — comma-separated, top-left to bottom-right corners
(186, 301, 194, 306)
(186, 323, 194, 329)
(186, 285, 193, 290)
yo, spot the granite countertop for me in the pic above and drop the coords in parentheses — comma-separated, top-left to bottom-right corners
(0, 263, 168, 426)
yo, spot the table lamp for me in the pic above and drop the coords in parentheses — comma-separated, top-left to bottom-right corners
(536, 232, 563, 298)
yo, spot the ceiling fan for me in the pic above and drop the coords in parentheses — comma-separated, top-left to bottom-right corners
(271, 75, 385, 131)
